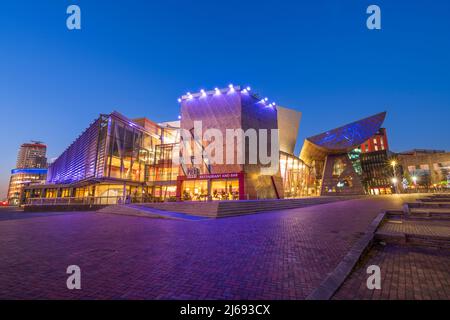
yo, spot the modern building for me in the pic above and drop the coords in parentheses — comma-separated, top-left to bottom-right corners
(299, 112, 387, 196)
(397, 149, 450, 190)
(359, 128, 395, 195)
(24, 112, 179, 204)
(7, 142, 48, 205)
(23, 86, 316, 205)
(360, 128, 389, 153)
(175, 86, 313, 201)
(15, 142, 47, 169)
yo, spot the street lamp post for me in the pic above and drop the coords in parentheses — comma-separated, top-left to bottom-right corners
(412, 176, 418, 193)
(391, 160, 398, 194)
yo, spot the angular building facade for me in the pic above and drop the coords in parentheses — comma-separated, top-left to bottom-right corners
(300, 112, 387, 196)
(175, 86, 309, 200)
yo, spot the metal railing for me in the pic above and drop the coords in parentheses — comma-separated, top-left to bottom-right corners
(26, 195, 155, 206)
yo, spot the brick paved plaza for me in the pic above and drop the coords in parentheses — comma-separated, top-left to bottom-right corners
(333, 244, 450, 300)
(0, 195, 440, 300)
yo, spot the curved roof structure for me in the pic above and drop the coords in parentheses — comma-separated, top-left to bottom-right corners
(300, 112, 386, 164)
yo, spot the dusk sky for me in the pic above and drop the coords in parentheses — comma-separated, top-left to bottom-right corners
(1, 0, 449, 198)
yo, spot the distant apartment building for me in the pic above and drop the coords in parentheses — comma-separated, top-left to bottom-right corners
(360, 128, 389, 153)
(7, 142, 48, 205)
(397, 149, 450, 189)
(16, 142, 47, 169)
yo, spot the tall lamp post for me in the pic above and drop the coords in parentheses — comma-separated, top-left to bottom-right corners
(412, 175, 418, 193)
(391, 160, 398, 194)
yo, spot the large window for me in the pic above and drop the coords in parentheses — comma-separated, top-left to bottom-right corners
(181, 180, 208, 201)
(211, 179, 239, 200)
(280, 152, 315, 198)
(105, 117, 160, 183)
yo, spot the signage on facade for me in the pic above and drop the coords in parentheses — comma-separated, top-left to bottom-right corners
(186, 172, 240, 180)
(186, 167, 200, 179)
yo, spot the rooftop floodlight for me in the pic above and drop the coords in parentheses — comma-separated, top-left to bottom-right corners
(178, 115, 181, 119)
(246, 86, 251, 91)
(214, 87, 221, 95)
(200, 89, 207, 97)
(187, 92, 193, 99)
(242, 88, 248, 94)
(228, 84, 235, 92)
(177, 98, 182, 103)
(264, 97, 269, 101)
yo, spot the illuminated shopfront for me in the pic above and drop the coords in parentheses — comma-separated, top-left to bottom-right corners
(177, 173, 245, 201)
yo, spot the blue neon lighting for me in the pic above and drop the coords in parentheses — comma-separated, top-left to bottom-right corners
(11, 168, 48, 175)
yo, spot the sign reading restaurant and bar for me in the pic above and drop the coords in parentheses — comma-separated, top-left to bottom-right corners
(185, 172, 240, 180)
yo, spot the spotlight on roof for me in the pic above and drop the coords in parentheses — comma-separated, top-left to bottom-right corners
(214, 87, 221, 95)
(264, 97, 269, 102)
(200, 89, 207, 97)
(228, 84, 235, 92)
(178, 115, 181, 119)
(246, 86, 251, 91)
(187, 92, 193, 99)
(177, 98, 182, 103)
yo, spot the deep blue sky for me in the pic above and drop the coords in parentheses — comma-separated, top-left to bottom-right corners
(1, 0, 449, 198)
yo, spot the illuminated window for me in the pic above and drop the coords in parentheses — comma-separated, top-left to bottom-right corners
(332, 158, 346, 177)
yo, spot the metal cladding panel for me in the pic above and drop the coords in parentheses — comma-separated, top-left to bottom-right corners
(180, 90, 244, 174)
(180, 90, 282, 199)
(300, 112, 387, 165)
(277, 106, 301, 155)
(47, 117, 105, 184)
(307, 112, 386, 152)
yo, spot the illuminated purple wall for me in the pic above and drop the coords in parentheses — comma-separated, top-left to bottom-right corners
(47, 116, 108, 184)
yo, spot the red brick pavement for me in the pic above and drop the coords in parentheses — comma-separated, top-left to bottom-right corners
(0, 195, 421, 299)
(333, 244, 450, 300)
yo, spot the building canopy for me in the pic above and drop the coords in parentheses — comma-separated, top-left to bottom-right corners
(300, 112, 386, 165)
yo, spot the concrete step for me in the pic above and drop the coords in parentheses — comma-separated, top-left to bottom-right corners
(138, 196, 359, 218)
(375, 231, 450, 249)
(97, 205, 206, 220)
(407, 202, 450, 209)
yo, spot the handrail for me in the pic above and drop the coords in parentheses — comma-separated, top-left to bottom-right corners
(25, 195, 152, 206)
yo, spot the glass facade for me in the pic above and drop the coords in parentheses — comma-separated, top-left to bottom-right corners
(279, 152, 316, 198)
(27, 112, 180, 204)
(7, 169, 47, 205)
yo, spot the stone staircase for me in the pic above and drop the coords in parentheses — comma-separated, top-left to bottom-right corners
(135, 196, 362, 218)
(96, 204, 207, 221)
(376, 194, 450, 248)
(402, 196, 450, 220)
